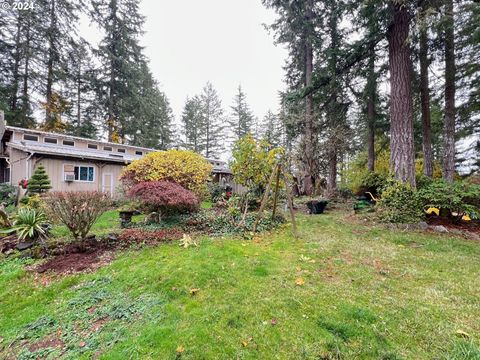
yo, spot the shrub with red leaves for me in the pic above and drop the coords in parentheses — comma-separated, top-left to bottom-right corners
(118, 228, 183, 245)
(127, 181, 199, 215)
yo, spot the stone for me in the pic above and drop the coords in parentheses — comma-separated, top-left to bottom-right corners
(106, 233, 117, 242)
(431, 225, 449, 233)
(16, 242, 34, 251)
(417, 221, 429, 230)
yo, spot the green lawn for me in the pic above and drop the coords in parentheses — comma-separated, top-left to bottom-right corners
(1, 211, 479, 359)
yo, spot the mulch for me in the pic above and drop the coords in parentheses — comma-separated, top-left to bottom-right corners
(33, 230, 183, 275)
(427, 217, 480, 234)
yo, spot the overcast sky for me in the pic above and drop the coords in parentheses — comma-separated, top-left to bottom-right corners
(82, 0, 288, 124)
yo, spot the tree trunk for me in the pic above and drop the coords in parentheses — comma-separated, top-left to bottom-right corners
(22, 12, 31, 122)
(366, 43, 376, 172)
(45, 0, 56, 124)
(10, 17, 22, 113)
(76, 62, 81, 130)
(326, 147, 337, 196)
(303, 0, 315, 196)
(387, 2, 416, 187)
(107, 0, 118, 142)
(443, 0, 456, 183)
(419, 17, 433, 178)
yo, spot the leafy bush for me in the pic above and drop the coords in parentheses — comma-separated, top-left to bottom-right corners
(377, 181, 423, 223)
(20, 194, 44, 210)
(0, 184, 17, 207)
(230, 133, 283, 193)
(185, 209, 285, 235)
(127, 181, 199, 218)
(1, 207, 49, 242)
(43, 191, 111, 245)
(118, 228, 182, 244)
(418, 180, 480, 218)
(120, 150, 212, 196)
(208, 182, 225, 203)
(356, 172, 388, 196)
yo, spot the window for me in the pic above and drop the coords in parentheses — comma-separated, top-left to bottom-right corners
(23, 134, 38, 142)
(104, 146, 112, 151)
(63, 140, 75, 146)
(73, 166, 94, 182)
(44, 137, 57, 144)
(117, 148, 126, 153)
(135, 151, 143, 156)
(88, 144, 98, 150)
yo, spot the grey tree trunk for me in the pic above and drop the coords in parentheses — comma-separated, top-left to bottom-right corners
(443, 0, 456, 183)
(45, 0, 56, 124)
(387, 2, 416, 187)
(419, 19, 433, 178)
(303, 0, 315, 196)
(366, 44, 376, 172)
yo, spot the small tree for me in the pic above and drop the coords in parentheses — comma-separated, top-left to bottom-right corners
(27, 164, 52, 194)
(43, 191, 111, 249)
(230, 133, 283, 192)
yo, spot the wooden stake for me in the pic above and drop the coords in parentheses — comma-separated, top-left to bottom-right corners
(283, 174, 298, 238)
(253, 163, 278, 234)
(272, 164, 281, 219)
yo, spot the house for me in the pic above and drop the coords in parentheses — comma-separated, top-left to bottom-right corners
(0, 111, 232, 196)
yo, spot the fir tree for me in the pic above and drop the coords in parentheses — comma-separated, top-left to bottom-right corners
(229, 85, 255, 141)
(27, 164, 52, 194)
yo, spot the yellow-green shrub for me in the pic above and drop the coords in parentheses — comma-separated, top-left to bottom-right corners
(230, 133, 283, 191)
(120, 150, 212, 196)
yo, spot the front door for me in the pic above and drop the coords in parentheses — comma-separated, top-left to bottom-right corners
(102, 173, 113, 196)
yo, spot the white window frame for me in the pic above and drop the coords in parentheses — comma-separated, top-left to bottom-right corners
(63, 163, 95, 183)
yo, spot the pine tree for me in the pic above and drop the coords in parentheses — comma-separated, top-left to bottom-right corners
(229, 85, 255, 141)
(181, 96, 205, 153)
(262, 110, 283, 148)
(91, 0, 146, 143)
(200, 82, 225, 158)
(27, 164, 52, 194)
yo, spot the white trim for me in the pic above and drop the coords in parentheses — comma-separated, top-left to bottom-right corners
(102, 172, 114, 195)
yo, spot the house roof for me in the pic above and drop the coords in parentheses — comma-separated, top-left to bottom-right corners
(4, 125, 232, 173)
(7, 141, 140, 164)
(4, 126, 155, 152)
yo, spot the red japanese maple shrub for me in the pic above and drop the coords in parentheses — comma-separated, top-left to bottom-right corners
(127, 181, 199, 216)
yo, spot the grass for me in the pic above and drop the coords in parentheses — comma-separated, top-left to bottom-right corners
(1, 210, 480, 359)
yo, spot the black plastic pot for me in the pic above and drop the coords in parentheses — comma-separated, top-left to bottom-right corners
(306, 200, 328, 214)
(119, 210, 135, 228)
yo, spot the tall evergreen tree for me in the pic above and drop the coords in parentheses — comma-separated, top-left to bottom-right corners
(91, 0, 146, 143)
(200, 82, 225, 158)
(181, 96, 205, 153)
(229, 85, 255, 141)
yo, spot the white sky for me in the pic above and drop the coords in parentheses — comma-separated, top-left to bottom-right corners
(81, 0, 288, 124)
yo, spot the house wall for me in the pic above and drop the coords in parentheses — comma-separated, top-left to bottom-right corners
(32, 158, 125, 195)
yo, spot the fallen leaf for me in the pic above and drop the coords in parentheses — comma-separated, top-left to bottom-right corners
(176, 345, 185, 353)
(189, 288, 200, 295)
(241, 340, 248, 347)
(295, 278, 305, 286)
(455, 330, 470, 339)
